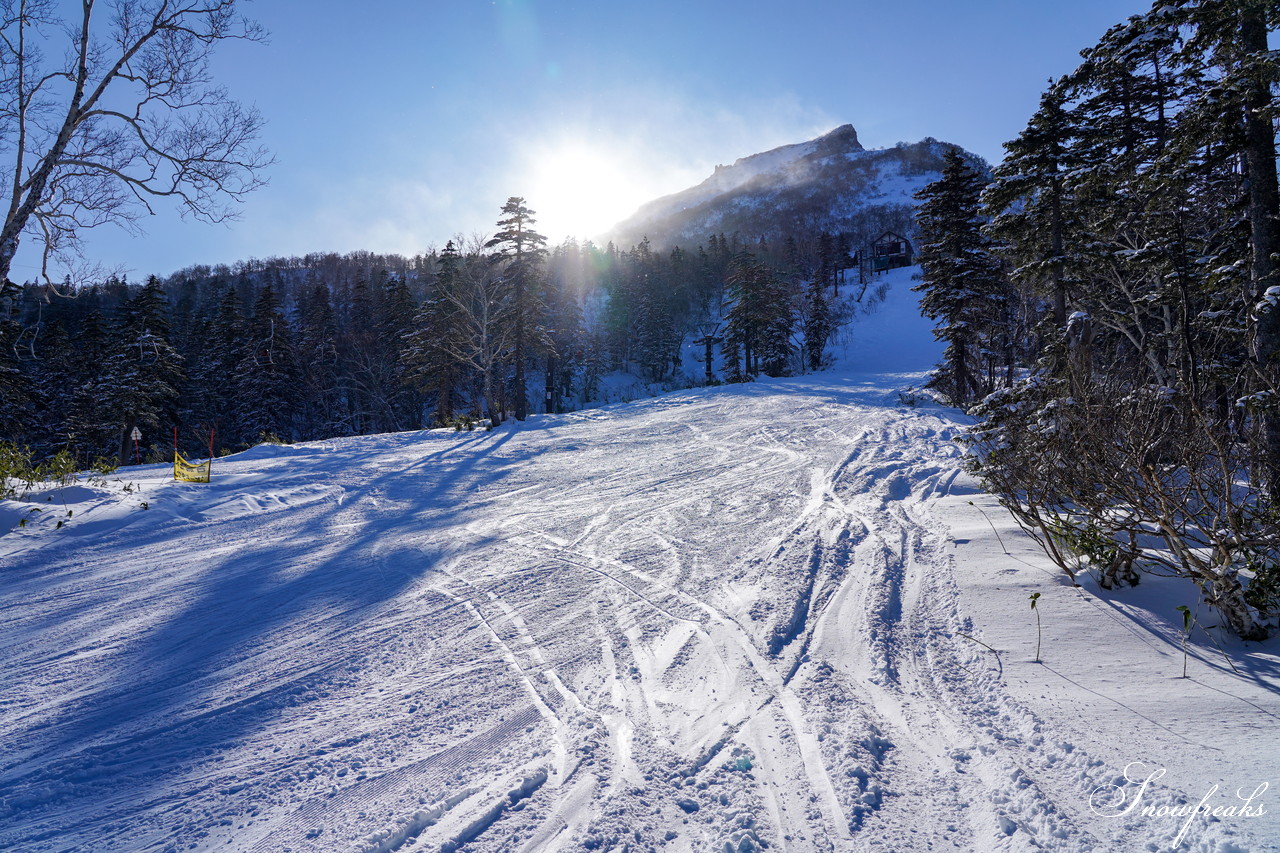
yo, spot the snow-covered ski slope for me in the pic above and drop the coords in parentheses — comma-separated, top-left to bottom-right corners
(3, 267, 1277, 852)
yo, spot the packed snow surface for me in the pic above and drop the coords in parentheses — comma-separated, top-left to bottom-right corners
(3, 268, 1277, 852)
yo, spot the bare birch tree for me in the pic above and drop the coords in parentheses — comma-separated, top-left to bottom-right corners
(440, 242, 514, 427)
(0, 0, 271, 287)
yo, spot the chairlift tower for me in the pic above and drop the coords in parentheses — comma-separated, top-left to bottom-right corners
(693, 319, 723, 385)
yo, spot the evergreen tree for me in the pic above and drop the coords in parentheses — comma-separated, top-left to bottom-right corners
(403, 241, 468, 425)
(542, 240, 586, 413)
(236, 284, 299, 441)
(63, 311, 113, 458)
(196, 286, 250, 446)
(486, 197, 548, 421)
(338, 276, 383, 434)
(816, 231, 839, 299)
(913, 149, 1006, 403)
(372, 273, 419, 430)
(297, 282, 342, 436)
(724, 252, 793, 377)
(105, 276, 185, 463)
(983, 85, 1077, 328)
(29, 318, 76, 454)
(0, 303, 32, 445)
(803, 275, 832, 372)
(629, 240, 677, 381)
(1177, 0, 1280, 494)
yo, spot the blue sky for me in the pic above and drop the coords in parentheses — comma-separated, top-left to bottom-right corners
(19, 0, 1142, 283)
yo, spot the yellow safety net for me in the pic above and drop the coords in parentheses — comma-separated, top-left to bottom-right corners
(174, 453, 211, 483)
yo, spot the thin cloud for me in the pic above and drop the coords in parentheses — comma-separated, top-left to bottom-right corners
(205, 88, 844, 262)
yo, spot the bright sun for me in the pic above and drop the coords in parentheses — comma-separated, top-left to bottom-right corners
(524, 141, 655, 242)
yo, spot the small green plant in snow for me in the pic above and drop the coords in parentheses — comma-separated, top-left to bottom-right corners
(1176, 605, 1192, 678)
(1030, 592, 1043, 663)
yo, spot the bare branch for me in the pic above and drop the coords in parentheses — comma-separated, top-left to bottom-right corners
(0, 0, 270, 285)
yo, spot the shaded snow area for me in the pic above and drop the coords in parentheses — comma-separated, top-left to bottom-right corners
(3, 272, 1278, 853)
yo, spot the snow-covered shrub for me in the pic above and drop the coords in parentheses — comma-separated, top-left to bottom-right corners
(965, 371, 1279, 640)
(436, 413, 477, 432)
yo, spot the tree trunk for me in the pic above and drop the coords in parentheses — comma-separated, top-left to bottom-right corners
(118, 416, 137, 467)
(436, 377, 453, 426)
(483, 368, 501, 427)
(545, 353, 556, 415)
(513, 276, 527, 421)
(0, 237, 18, 287)
(1240, 1, 1280, 497)
(1205, 570, 1268, 641)
(1051, 177, 1066, 328)
(954, 338, 971, 404)
(1066, 312, 1094, 398)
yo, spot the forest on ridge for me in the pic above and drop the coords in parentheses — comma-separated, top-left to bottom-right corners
(0, 204, 906, 467)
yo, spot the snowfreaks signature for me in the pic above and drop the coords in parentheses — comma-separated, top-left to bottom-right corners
(1089, 762, 1268, 846)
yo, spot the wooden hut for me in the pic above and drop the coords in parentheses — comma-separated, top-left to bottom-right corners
(870, 231, 913, 272)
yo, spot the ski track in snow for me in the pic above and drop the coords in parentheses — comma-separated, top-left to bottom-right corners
(2, 273, 1275, 852)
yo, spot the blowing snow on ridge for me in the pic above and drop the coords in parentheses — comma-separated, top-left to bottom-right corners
(1, 269, 1277, 852)
(608, 125, 976, 251)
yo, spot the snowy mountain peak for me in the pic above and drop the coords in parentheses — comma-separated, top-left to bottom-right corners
(708, 123, 865, 190)
(816, 122, 863, 149)
(609, 126, 972, 250)
(619, 125, 868, 238)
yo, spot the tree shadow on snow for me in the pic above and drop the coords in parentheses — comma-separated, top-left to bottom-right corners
(0, 426, 532, 846)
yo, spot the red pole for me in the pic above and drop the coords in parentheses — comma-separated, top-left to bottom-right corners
(134, 437, 140, 465)
(173, 425, 178, 455)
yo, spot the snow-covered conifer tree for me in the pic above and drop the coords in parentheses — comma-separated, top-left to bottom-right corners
(913, 149, 1005, 404)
